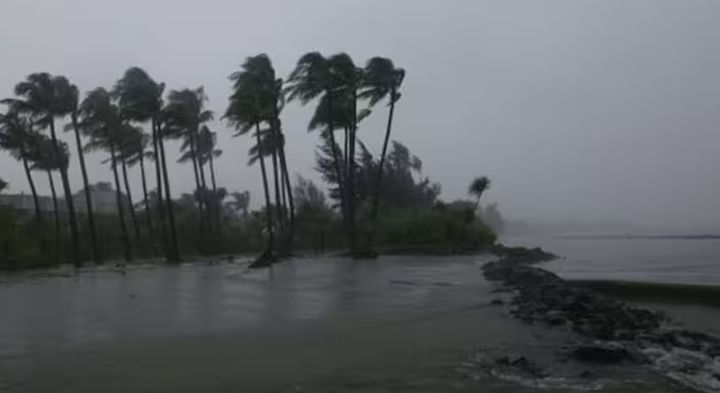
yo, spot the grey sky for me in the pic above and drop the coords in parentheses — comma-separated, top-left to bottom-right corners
(1, 0, 720, 231)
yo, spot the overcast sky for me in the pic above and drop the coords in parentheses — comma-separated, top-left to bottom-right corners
(2, 0, 720, 232)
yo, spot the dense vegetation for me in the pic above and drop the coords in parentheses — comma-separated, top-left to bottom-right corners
(0, 53, 496, 269)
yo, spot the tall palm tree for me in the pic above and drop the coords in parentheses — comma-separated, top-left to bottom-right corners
(286, 53, 365, 253)
(62, 80, 101, 263)
(225, 55, 277, 255)
(114, 67, 179, 262)
(29, 136, 69, 264)
(469, 176, 491, 210)
(7, 73, 81, 265)
(78, 88, 132, 262)
(197, 126, 223, 230)
(118, 125, 143, 246)
(123, 129, 155, 240)
(361, 57, 405, 248)
(0, 111, 43, 224)
(163, 87, 213, 230)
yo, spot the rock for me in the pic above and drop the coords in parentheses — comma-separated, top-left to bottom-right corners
(572, 342, 631, 363)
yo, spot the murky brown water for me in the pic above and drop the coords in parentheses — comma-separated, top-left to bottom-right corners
(0, 256, 695, 392)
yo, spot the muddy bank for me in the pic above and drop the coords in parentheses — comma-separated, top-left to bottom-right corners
(483, 247, 720, 392)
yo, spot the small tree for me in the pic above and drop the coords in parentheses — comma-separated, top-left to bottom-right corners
(468, 176, 491, 210)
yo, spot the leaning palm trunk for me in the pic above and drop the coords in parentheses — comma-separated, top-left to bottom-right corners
(21, 155, 42, 224)
(151, 119, 169, 259)
(138, 154, 155, 244)
(346, 91, 359, 254)
(368, 89, 397, 249)
(46, 169, 61, 264)
(278, 141, 295, 243)
(110, 143, 132, 262)
(71, 113, 101, 263)
(121, 157, 142, 249)
(198, 158, 211, 232)
(255, 123, 274, 253)
(157, 126, 180, 262)
(270, 146, 284, 230)
(187, 131, 206, 231)
(49, 120, 80, 266)
(208, 153, 219, 229)
(324, 92, 346, 225)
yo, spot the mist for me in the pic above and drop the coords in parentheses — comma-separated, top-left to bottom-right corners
(2, 0, 720, 233)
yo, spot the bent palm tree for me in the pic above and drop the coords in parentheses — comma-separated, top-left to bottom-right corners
(225, 55, 277, 258)
(0, 111, 43, 224)
(469, 176, 491, 210)
(114, 67, 179, 262)
(124, 129, 155, 240)
(8, 73, 81, 265)
(361, 57, 405, 248)
(78, 88, 133, 262)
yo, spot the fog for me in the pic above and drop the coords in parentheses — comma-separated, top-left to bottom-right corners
(2, 0, 720, 233)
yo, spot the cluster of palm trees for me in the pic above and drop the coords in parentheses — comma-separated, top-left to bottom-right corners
(0, 51, 405, 265)
(0, 70, 223, 265)
(228, 52, 405, 256)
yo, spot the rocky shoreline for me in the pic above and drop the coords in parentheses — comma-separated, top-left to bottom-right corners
(482, 246, 720, 392)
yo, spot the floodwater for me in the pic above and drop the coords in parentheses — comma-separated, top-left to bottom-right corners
(0, 255, 704, 392)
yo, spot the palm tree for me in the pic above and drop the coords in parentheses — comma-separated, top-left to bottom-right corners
(469, 176, 491, 210)
(78, 88, 132, 262)
(361, 57, 405, 247)
(118, 125, 143, 246)
(62, 80, 101, 263)
(163, 87, 213, 230)
(225, 55, 277, 256)
(197, 126, 223, 230)
(227, 191, 250, 218)
(6, 73, 81, 265)
(114, 67, 179, 262)
(286, 53, 347, 223)
(123, 129, 155, 240)
(29, 135, 69, 264)
(286, 53, 365, 253)
(0, 111, 43, 224)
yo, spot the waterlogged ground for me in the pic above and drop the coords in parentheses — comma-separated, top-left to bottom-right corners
(0, 256, 699, 392)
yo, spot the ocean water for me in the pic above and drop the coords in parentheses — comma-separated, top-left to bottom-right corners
(504, 235, 720, 285)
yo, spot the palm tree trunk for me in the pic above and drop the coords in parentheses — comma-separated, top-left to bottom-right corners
(151, 118, 169, 260)
(209, 154, 219, 230)
(46, 169, 61, 265)
(49, 120, 80, 266)
(347, 89, 359, 253)
(198, 157, 211, 232)
(255, 122, 274, 252)
(324, 91, 346, 224)
(121, 157, 141, 247)
(110, 143, 132, 262)
(21, 156, 42, 224)
(71, 113, 100, 263)
(187, 131, 206, 230)
(139, 154, 158, 256)
(278, 142, 295, 242)
(270, 145, 284, 230)
(368, 91, 397, 249)
(157, 125, 180, 262)
(139, 154, 154, 234)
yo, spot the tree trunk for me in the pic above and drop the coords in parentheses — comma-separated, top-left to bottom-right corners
(151, 118, 169, 260)
(368, 90, 397, 249)
(71, 113, 100, 263)
(346, 90, 358, 253)
(187, 130, 205, 230)
(157, 124, 180, 262)
(46, 169, 60, 265)
(255, 122, 274, 253)
(278, 142, 295, 242)
(324, 91, 346, 225)
(49, 120, 80, 266)
(139, 154, 158, 256)
(209, 153, 219, 228)
(198, 157, 213, 233)
(270, 144, 284, 230)
(110, 143, 132, 262)
(121, 157, 141, 247)
(21, 156, 42, 224)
